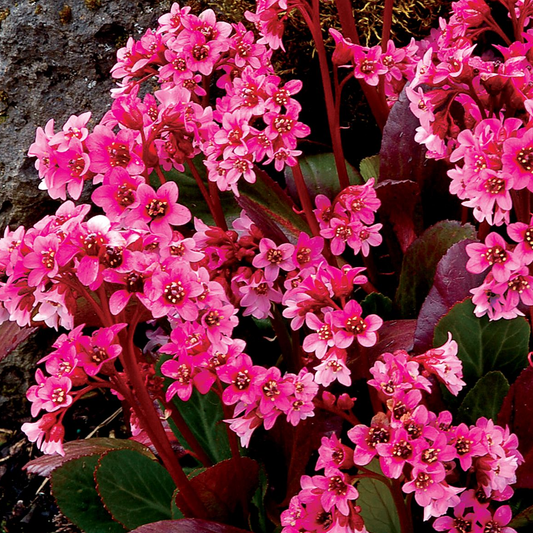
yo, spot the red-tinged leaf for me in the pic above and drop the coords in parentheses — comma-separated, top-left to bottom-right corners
(362, 320, 417, 365)
(498, 366, 533, 458)
(24, 437, 154, 477)
(380, 87, 439, 184)
(174, 458, 259, 524)
(130, 519, 251, 533)
(238, 167, 310, 243)
(0, 321, 37, 363)
(414, 240, 485, 352)
(395, 221, 476, 318)
(375, 179, 421, 253)
(264, 411, 341, 506)
(516, 447, 533, 489)
(379, 88, 461, 226)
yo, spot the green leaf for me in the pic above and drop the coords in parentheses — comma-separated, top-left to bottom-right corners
(510, 504, 533, 530)
(51, 455, 126, 533)
(249, 466, 269, 533)
(359, 155, 380, 182)
(285, 153, 363, 202)
(95, 449, 175, 530)
(171, 388, 232, 465)
(457, 371, 510, 425)
(360, 293, 394, 321)
(357, 460, 400, 533)
(434, 299, 530, 385)
(395, 221, 476, 317)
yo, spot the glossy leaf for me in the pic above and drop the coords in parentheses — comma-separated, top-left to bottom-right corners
(25, 437, 154, 477)
(130, 519, 251, 533)
(357, 460, 400, 533)
(174, 458, 259, 524)
(414, 240, 484, 352)
(171, 388, 232, 465)
(285, 152, 363, 202)
(434, 299, 530, 386)
(359, 155, 380, 182)
(457, 371, 509, 425)
(395, 221, 476, 318)
(238, 167, 310, 243)
(95, 449, 175, 530)
(51, 455, 126, 533)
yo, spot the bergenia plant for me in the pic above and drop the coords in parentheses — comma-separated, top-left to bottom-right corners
(3, 1, 533, 532)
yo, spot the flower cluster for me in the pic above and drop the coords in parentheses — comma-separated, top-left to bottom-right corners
(282, 337, 522, 532)
(314, 179, 383, 256)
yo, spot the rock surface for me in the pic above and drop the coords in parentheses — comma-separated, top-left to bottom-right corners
(0, 0, 172, 427)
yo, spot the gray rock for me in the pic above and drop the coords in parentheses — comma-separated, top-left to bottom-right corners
(0, 0, 172, 427)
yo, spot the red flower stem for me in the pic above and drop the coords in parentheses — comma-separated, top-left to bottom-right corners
(381, 0, 394, 51)
(334, 0, 360, 44)
(185, 158, 227, 231)
(58, 276, 108, 326)
(390, 478, 413, 533)
(97, 285, 114, 327)
(208, 180, 228, 231)
(292, 161, 321, 237)
(120, 314, 207, 518)
(297, 0, 350, 190)
(155, 165, 167, 185)
(333, 0, 389, 129)
(163, 400, 213, 467)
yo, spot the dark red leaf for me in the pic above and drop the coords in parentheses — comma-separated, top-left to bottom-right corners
(174, 458, 259, 524)
(364, 319, 417, 363)
(516, 447, 533, 489)
(375, 179, 421, 253)
(414, 240, 485, 352)
(130, 519, 251, 533)
(0, 321, 37, 363)
(498, 366, 533, 459)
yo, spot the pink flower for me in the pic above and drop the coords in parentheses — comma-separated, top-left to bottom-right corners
(126, 181, 191, 240)
(332, 300, 382, 348)
(415, 333, 466, 395)
(252, 238, 295, 281)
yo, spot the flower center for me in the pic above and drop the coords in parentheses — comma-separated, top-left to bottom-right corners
(517, 146, 533, 172)
(346, 316, 366, 334)
(233, 370, 251, 390)
(392, 440, 413, 459)
(455, 435, 471, 455)
(483, 246, 507, 265)
(146, 199, 168, 219)
(164, 281, 186, 304)
(107, 142, 131, 167)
